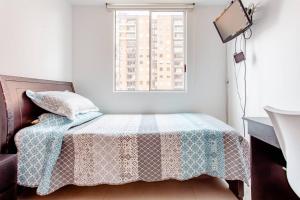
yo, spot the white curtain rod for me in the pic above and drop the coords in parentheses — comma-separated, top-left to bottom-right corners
(106, 3, 196, 9)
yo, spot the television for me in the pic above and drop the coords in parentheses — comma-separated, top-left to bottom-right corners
(214, 0, 252, 43)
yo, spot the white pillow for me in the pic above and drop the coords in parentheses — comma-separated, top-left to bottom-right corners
(26, 90, 99, 120)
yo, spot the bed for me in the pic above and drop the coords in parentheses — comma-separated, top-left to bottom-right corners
(0, 75, 249, 200)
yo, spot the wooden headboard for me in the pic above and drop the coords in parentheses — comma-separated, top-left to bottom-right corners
(0, 75, 74, 153)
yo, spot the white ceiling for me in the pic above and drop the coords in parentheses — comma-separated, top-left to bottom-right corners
(70, 0, 229, 6)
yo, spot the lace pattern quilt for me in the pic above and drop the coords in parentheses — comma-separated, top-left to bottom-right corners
(15, 113, 250, 195)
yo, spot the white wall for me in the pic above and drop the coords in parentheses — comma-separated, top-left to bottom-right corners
(0, 0, 72, 81)
(227, 0, 300, 131)
(72, 6, 227, 120)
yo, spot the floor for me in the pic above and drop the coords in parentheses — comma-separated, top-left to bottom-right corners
(19, 177, 250, 200)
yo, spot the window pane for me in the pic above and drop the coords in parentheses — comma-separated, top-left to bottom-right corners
(115, 11, 150, 91)
(151, 12, 185, 91)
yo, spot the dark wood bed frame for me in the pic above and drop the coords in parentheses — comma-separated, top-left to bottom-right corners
(0, 75, 244, 200)
(0, 75, 74, 153)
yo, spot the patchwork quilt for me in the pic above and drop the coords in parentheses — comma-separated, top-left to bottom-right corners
(15, 113, 250, 195)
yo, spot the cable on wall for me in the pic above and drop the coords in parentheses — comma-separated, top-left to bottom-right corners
(230, 1, 256, 136)
(242, 32, 248, 137)
(233, 27, 252, 137)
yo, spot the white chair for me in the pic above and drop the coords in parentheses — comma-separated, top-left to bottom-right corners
(264, 106, 300, 197)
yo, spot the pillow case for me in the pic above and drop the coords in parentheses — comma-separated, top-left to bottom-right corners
(26, 90, 99, 120)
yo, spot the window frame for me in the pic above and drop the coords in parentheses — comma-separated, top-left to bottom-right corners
(113, 9, 188, 93)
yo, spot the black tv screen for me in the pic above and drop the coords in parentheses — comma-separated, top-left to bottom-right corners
(214, 0, 252, 43)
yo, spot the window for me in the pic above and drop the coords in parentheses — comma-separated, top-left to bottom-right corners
(115, 10, 186, 91)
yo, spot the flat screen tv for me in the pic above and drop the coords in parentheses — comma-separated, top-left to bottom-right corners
(214, 0, 252, 43)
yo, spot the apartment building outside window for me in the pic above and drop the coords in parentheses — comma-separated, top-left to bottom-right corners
(115, 10, 186, 91)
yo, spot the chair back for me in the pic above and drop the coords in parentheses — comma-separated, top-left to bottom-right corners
(264, 106, 300, 197)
